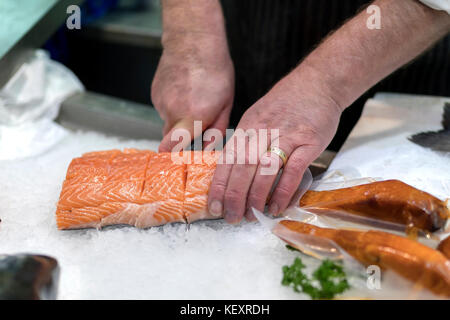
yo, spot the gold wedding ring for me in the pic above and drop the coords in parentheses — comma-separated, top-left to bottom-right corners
(268, 146, 288, 167)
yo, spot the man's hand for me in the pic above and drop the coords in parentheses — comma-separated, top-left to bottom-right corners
(152, 35, 234, 151)
(208, 68, 342, 223)
(152, 0, 234, 152)
(207, 0, 450, 224)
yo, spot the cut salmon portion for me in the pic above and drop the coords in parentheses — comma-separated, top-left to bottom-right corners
(57, 151, 153, 211)
(56, 150, 220, 230)
(183, 151, 220, 223)
(57, 150, 156, 229)
(140, 153, 186, 225)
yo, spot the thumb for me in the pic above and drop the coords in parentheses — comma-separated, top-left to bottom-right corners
(158, 118, 203, 152)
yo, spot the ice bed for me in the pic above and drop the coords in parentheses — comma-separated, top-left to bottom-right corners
(0, 93, 449, 299)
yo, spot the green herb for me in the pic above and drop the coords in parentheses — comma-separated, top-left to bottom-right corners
(282, 257, 350, 299)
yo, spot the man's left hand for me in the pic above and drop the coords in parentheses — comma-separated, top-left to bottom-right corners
(207, 70, 343, 223)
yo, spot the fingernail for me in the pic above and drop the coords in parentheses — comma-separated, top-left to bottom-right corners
(209, 200, 223, 217)
(224, 210, 238, 224)
(268, 203, 279, 215)
(245, 208, 256, 221)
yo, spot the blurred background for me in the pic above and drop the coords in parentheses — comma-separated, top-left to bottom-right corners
(45, 0, 162, 106)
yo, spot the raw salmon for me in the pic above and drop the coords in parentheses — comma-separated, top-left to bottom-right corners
(183, 151, 220, 223)
(56, 150, 218, 229)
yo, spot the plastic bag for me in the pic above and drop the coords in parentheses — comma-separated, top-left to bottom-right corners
(253, 168, 450, 299)
(297, 168, 450, 237)
(0, 50, 84, 160)
(254, 207, 447, 299)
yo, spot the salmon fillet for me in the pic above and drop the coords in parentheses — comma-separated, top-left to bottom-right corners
(438, 236, 450, 260)
(56, 150, 218, 229)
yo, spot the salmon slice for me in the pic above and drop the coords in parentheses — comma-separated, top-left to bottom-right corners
(140, 153, 186, 225)
(183, 151, 220, 223)
(57, 151, 152, 211)
(56, 150, 220, 230)
(57, 149, 158, 229)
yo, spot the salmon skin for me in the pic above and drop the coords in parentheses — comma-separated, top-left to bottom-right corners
(300, 180, 449, 232)
(275, 220, 450, 297)
(56, 150, 219, 230)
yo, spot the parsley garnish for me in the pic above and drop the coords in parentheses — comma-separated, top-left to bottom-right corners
(282, 257, 350, 299)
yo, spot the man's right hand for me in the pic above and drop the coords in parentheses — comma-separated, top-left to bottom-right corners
(151, 33, 234, 152)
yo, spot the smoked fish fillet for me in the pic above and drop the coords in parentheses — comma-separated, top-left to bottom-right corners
(56, 150, 219, 229)
(299, 180, 449, 232)
(438, 236, 450, 260)
(275, 220, 450, 297)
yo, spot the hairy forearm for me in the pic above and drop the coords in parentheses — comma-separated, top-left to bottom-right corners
(160, 0, 227, 46)
(293, 0, 450, 111)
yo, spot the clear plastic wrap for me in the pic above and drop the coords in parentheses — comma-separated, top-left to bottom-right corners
(253, 168, 450, 299)
(300, 169, 450, 235)
(254, 207, 449, 299)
